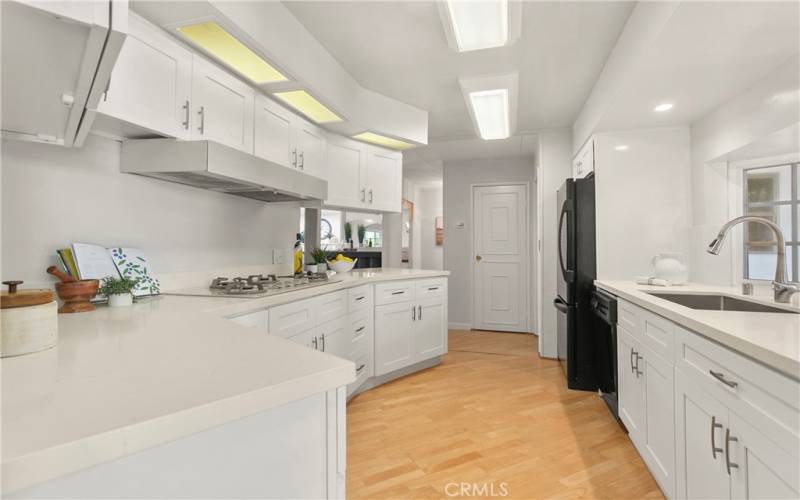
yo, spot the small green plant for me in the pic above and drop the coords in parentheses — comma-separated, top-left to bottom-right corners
(357, 224, 366, 244)
(310, 247, 328, 265)
(99, 275, 138, 296)
(344, 222, 353, 243)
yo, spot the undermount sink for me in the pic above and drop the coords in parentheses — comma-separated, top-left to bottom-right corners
(647, 293, 799, 314)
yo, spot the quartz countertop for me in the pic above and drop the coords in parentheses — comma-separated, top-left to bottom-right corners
(594, 280, 800, 379)
(2, 268, 449, 493)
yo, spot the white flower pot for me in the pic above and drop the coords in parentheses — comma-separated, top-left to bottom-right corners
(108, 293, 133, 307)
(317, 262, 327, 272)
(306, 264, 318, 273)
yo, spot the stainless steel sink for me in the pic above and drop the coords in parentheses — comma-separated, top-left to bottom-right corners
(647, 293, 799, 314)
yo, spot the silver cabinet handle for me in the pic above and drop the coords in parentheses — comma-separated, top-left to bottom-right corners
(725, 428, 739, 474)
(355, 296, 365, 301)
(298, 151, 304, 170)
(709, 370, 738, 389)
(630, 348, 636, 373)
(355, 326, 365, 333)
(321, 335, 326, 352)
(369, 189, 373, 203)
(312, 336, 318, 350)
(635, 353, 643, 377)
(412, 306, 416, 321)
(197, 106, 205, 134)
(391, 291, 405, 296)
(356, 363, 366, 374)
(182, 100, 190, 130)
(428, 287, 439, 291)
(292, 148, 297, 167)
(418, 305, 422, 320)
(361, 188, 366, 202)
(711, 416, 723, 459)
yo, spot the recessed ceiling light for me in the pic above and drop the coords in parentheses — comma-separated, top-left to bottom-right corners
(444, 0, 508, 52)
(353, 132, 414, 150)
(654, 103, 674, 112)
(177, 21, 287, 84)
(614, 145, 629, 151)
(469, 89, 510, 140)
(273, 90, 342, 124)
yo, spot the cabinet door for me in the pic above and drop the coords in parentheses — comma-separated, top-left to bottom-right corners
(618, 327, 646, 445)
(675, 369, 731, 500)
(254, 94, 293, 168)
(191, 56, 254, 153)
(287, 328, 319, 350)
(326, 136, 367, 208)
(640, 345, 675, 498)
(365, 148, 402, 212)
(374, 301, 415, 376)
(729, 411, 799, 500)
(294, 118, 327, 179)
(98, 13, 192, 138)
(413, 296, 447, 362)
(318, 316, 349, 359)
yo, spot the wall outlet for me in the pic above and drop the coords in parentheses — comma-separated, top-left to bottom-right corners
(272, 248, 289, 265)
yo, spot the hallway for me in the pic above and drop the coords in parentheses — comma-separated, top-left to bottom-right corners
(347, 330, 663, 499)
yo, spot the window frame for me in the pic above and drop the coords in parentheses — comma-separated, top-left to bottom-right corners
(742, 162, 798, 283)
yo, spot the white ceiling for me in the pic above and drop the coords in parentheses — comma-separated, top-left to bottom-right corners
(284, 1, 634, 142)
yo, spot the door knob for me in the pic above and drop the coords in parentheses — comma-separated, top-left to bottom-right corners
(476, 255, 482, 261)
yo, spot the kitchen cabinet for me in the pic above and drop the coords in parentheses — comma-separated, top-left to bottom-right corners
(365, 147, 402, 212)
(573, 137, 594, 179)
(413, 295, 447, 361)
(191, 56, 254, 153)
(618, 327, 646, 442)
(374, 300, 415, 375)
(325, 135, 367, 207)
(294, 117, 327, 180)
(96, 12, 192, 139)
(316, 316, 349, 358)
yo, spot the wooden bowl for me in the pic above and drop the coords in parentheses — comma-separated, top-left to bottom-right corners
(54, 280, 99, 313)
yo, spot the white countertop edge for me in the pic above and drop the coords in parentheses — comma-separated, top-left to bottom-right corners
(595, 280, 800, 379)
(3, 364, 354, 494)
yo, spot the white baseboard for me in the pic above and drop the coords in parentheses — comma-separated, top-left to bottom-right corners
(448, 322, 472, 330)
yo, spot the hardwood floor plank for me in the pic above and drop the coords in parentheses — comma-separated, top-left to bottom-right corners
(347, 330, 663, 499)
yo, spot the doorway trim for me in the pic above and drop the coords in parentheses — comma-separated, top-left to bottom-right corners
(469, 182, 532, 333)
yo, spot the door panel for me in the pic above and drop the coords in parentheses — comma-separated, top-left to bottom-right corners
(618, 327, 645, 444)
(367, 149, 401, 212)
(473, 185, 527, 332)
(326, 136, 366, 208)
(641, 346, 675, 498)
(374, 301, 414, 375)
(254, 94, 293, 168)
(414, 296, 446, 361)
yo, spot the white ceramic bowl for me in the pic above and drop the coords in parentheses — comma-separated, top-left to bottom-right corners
(327, 259, 356, 273)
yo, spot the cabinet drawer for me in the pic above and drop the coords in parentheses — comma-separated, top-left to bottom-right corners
(269, 299, 316, 338)
(316, 290, 347, 323)
(618, 299, 642, 335)
(348, 285, 372, 313)
(351, 314, 370, 351)
(349, 353, 370, 396)
(415, 279, 445, 300)
(640, 308, 674, 360)
(374, 280, 415, 305)
(675, 327, 800, 456)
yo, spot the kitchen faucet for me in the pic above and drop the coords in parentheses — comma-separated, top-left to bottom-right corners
(707, 216, 799, 303)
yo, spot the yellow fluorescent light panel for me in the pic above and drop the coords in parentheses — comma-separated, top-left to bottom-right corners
(178, 21, 287, 84)
(353, 132, 414, 150)
(273, 90, 342, 124)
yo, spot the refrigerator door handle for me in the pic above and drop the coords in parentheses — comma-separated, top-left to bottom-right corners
(557, 201, 575, 283)
(553, 297, 569, 313)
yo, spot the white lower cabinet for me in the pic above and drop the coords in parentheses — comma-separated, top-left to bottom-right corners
(413, 296, 447, 361)
(616, 297, 799, 500)
(374, 300, 415, 375)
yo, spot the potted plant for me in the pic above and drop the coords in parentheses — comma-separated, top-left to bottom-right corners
(344, 222, 353, 249)
(99, 276, 138, 307)
(310, 247, 328, 273)
(357, 224, 366, 247)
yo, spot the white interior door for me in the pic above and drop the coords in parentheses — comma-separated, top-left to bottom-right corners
(472, 184, 528, 332)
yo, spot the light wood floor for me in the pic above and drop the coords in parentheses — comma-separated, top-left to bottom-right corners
(347, 330, 663, 499)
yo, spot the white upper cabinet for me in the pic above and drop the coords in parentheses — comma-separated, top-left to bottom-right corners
(97, 13, 191, 139)
(573, 137, 594, 179)
(366, 147, 402, 212)
(254, 93, 293, 168)
(293, 117, 327, 180)
(190, 56, 254, 153)
(326, 135, 368, 207)
(1, 0, 127, 147)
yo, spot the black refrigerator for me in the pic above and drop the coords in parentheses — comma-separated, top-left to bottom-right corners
(553, 173, 604, 391)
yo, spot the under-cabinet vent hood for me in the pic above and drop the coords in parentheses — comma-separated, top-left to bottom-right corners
(121, 139, 327, 202)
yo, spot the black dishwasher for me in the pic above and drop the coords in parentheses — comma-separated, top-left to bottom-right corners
(590, 289, 618, 419)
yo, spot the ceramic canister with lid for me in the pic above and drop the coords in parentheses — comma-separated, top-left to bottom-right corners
(1, 280, 58, 357)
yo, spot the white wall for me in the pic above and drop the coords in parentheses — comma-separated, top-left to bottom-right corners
(594, 127, 692, 280)
(536, 131, 573, 358)
(1, 135, 299, 288)
(442, 156, 537, 332)
(415, 185, 443, 270)
(689, 56, 800, 285)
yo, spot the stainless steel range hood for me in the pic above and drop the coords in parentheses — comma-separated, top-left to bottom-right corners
(121, 139, 326, 202)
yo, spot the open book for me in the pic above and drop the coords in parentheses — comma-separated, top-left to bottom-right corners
(68, 243, 160, 297)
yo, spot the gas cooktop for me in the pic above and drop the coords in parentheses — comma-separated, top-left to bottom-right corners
(166, 273, 338, 298)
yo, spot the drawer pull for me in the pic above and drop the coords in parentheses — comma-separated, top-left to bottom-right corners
(356, 363, 366, 374)
(355, 326, 365, 333)
(725, 428, 739, 474)
(635, 353, 643, 377)
(427, 287, 439, 291)
(312, 337, 318, 350)
(709, 370, 738, 389)
(391, 291, 405, 296)
(355, 296, 365, 301)
(711, 416, 723, 459)
(412, 306, 416, 321)
(630, 348, 636, 374)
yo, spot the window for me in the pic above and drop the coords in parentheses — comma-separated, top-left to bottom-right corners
(743, 163, 798, 282)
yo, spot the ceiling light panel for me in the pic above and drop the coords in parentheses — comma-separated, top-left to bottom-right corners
(444, 0, 509, 52)
(469, 89, 509, 140)
(178, 21, 287, 84)
(654, 103, 674, 112)
(273, 90, 342, 123)
(353, 132, 414, 150)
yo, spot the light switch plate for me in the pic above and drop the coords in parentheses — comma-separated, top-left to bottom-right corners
(273, 248, 289, 265)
